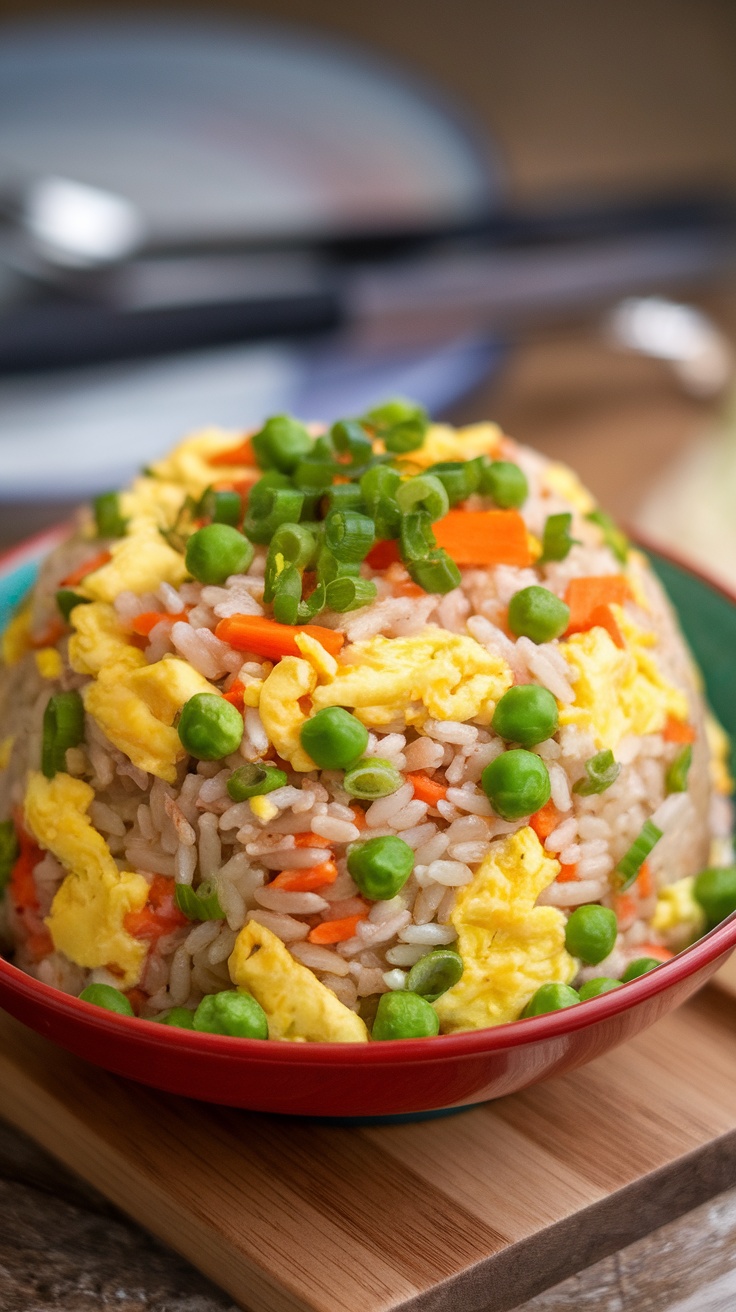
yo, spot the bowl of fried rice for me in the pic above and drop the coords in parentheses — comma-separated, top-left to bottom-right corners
(1, 402, 734, 1117)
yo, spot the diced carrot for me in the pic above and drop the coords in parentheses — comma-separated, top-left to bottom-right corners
(350, 807, 367, 831)
(636, 942, 674, 962)
(10, 830, 43, 912)
(564, 575, 631, 635)
(662, 715, 696, 744)
(587, 603, 625, 649)
(614, 893, 637, 928)
(557, 863, 579, 882)
(209, 437, 258, 467)
(30, 620, 66, 648)
(405, 772, 448, 807)
(26, 928, 54, 961)
(125, 987, 147, 1016)
(635, 861, 654, 899)
(293, 832, 332, 848)
(270, 861, 339, 892)
(308, 913, 366, 945)
(222, 679, 246, 712)
(60, 550, 112, 588)
(215, 614, 345, 659)
(124, 876, 187, 940)
(392, 580, 425, 598)
(433, 509, 533, 567)
(366, 539, 401, 570)
(529, 799, 560, 841)
(131, 610, 187, 637)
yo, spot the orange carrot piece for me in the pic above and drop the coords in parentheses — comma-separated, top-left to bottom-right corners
(209, 438, 258, 467)
(392, 579, 425, 598)
(405, 772, 448, 807)
(270, 861, 339, 892)
(557, 863, 579, 883)
(614, 893, 637, 928)
(26, 927, 54, 961)
(564, 575, 631, 635)
(60, 550, 112, 588)
(125, 987, 147, 1016)
(308, 913, 366, 945)
(636, 942, 674, 962)
(433, 509, 533, 568)
(529, 799, 560, 841)
(131, 610, 187, 637)
(10, 831, 43, 911)
(635, 861, 654, 899)
(124, 876, 187, 940)
(587, 603, 625, 649)
(366, 539, 401, 570)
(293, 832, 332, 848)
(350, 806, 367, 831)
(662, 715, 696, 744)
(222, 679, 246, 712)
(215, 614, 345, 659)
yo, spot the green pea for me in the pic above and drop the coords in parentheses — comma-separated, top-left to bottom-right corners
(79, 983, 134, 1016)
(347, 835, 414, 900)
(508, 585, 570, 644)
(300, 706, 368, 770)
(372, 990, 439, 1039)
(521, 982, 580, 1017)
(193, 990, 269, 1038)
(578, 977, 622, 1001)
(564, 904, 618, 965)
(693, 866, 736, 928)
(481, 749, 551, 821)
(185, 524, 254, 585)
(480, 459, 528, 509)
(251, 415, 313, 473)
(406, 948, 463, 1000)
(620, 957, 661, 982)
(491, 685, 559, 748)
(158, 1007, 196, 1028)
(178, 693, 243, 760)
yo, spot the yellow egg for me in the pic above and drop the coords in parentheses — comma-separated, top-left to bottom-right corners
(82, 523, 188, 604)
(68, 602, 142, 675)
(401, 422, 502, 470)
(228, 921, 368, 1042)
(2, 605, 32, 666)
(705, 711, 733, 796)
(34, 648, 63, 680)
(148, 427, 249, 498)
(257, 656, 317, 771)
(544, 462, 596, 514)
(24, 772, 149, 988)
(651, 876, 706, 949)
(433, 827, 576, 1031)
(559, 611, 688, 750)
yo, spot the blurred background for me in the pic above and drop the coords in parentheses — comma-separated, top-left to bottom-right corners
(2, 0, 736, 585)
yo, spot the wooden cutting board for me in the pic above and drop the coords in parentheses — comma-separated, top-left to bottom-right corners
(0, 985, 735, 1312)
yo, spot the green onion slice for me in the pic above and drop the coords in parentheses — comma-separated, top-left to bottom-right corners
(227, 763, 288, 801)
(399, 510, 436, 562)
(539, 512, 580, 564)
(244, 485, 304, 544)
(586, 509, 629, 564)
(427, 461, 479, 506)
(616, 820, 663, 889)
(408, 550, 461, 595)
(325, 577, 378, 613)
(56, 590, 93, 622)
(324, 509, 375, 563)
(0, 820, 19, 891)
(396, 473, 449, 522)
(330, 419, 373, 463)
(93, 491, 128, 538)
(175, 879, 225, 921)
(41, 691, 85, 779)
(198, 488, 242, 527)
(343, 757, 404, 800)
(272, 564, 303, 625)
(573, 750, 621, 796)
(296, 582, 327, 623)
(361, 398, 429, 453)
(665, 744, 692, 795)
(250, 415, 313, 473)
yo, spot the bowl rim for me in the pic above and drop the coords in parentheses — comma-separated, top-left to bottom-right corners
(1, 527, 734, 1066)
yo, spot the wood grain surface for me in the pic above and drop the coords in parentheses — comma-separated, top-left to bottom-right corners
(0, 989, 734, 1312)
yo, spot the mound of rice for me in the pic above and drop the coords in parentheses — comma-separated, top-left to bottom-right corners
(0, 408, 731, 1042)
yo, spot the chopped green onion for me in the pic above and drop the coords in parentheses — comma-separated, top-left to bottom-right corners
(93, 491, 128, 538)
(408, 550, 461, 594)
(343, 757, 404, 800)
(665, 744, 692, 794)
(616, 820, 663, 889)
(293, 459, 336, 490)
(272, 563, 303, 625)
(0, 820, 19, 892)
(316, 547, 360, 586)
(428, 460, 479, 506)
(325, 576, 378, 612)
(573, 750, 621, 796)
(56, 590, 93, 622)
(244, 485, 304, 544)
(251, 415, 313, 473)
(296, 581, 326, 622)
(399, 510, 436, 562)
(311, 433, 336, 460)
(42, 691, 85, 779)
(362, 398, 429, 454)
(263, 524, 318, 603)
(479, 460, 529, 509)
(175, 879, 224, 921)
(360, 465, 401, 539)
(227, 763, 288, 801)
(539, 512, 579, 563)
(325, 483, 365, 514)
(324, 509, 375, 563)
(330, 419, 373, 463)
(396, 473, 449, 522)
(586, 509, 629, 564)
(198, 488, 242, 527)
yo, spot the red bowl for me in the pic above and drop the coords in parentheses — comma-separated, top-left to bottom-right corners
(1, 534, 735, 1117)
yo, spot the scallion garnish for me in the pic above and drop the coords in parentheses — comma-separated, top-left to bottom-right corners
(428, 460, 480, 506)
(539, 512, 579, 563)
(250, 415, 312, 473)
(573, 749, 620, 796)
(0, 819, 19, 891)
(586, 509, 629, 564)
(665, 744, 692, 795)
(41, 691, 85, 779)
(616, 820, 663, 889)
(244, 484, 304, 544)
(198, 488, 242, 527)
(396, 473, 450, 522)
(56, 590, 93, 623)
(361, 398, 429, 453)
(479, 459, 529, 509)
(399, 510, 436, 562)
(343, 757, 404, 800)
(93, 491, 128, 538)
(325, 576, 378, 612)
(227, 762, 288, 801)
(408, 550, 461, 594)
(330, 419, 373, 463)
(174, 879, 225, 922)
(324, 509, 375, 563)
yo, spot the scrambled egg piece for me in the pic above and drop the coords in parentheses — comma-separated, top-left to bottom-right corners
(148, 427, 251, 498)
(258, 655, 318, 771)
(544, 462, 596, 514)
(651, 876, 706, 949)
(706, 711, 733, 797)
(34, 648, 62, 680)
(228, 921, 368, 1042)
(24, 772, 149, 987)
(82, 523, 188, 604)
(69, 603, 218, 781)
(433, 827, 576, 1031)
(559, 611, 688, 750)
(400, 422, 502, 470)
(2, 605, 32, 666)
